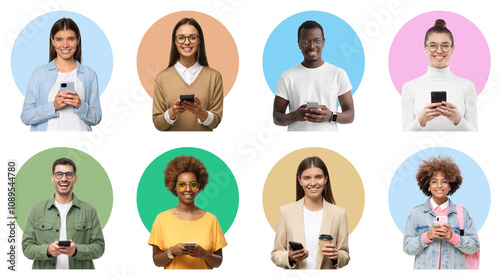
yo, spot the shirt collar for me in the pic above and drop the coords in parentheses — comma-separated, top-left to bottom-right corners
(174, 61, 201, 75)
(430, 198, 449, 211)
(47, 193, 81, 209)
(48, 59, 83, 74)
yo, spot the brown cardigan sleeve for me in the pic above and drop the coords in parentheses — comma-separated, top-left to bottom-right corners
(205, 70, 223, 130)
(152, 72, 172, 131)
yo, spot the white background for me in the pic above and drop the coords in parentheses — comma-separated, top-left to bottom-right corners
(1, 0, 498, 278)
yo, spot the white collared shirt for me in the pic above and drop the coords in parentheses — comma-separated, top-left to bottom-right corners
(430, 198, 449, 211)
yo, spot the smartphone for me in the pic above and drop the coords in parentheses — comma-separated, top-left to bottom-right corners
(434, 216, 448, 226)
(307, 101, 319, 110)
(431, 91, 447, 106)
(184, 242, 196, 248)
(58, 240, 71, 247)
(289, 241, 304, 251)
(60, 81, 74, 95)
(180, 94, 195, 104)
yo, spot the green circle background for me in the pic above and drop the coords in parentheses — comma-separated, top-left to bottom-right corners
(137, 147, 239, 233)
(15, 147, 113, 231)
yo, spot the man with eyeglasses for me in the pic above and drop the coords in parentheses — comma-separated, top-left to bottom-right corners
(22, 158, 105, 269)
(273, 20, 354, 131)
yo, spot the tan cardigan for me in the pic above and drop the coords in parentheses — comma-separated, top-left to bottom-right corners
(271, 198, 350, 269)
(152, 66, 223, 131)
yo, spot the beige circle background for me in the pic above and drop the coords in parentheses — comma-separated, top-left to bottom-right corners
(263, 148, 364, 234)
(137, 11, 239, 98)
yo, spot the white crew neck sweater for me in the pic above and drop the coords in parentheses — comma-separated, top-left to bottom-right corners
(401, 66, 477, 131)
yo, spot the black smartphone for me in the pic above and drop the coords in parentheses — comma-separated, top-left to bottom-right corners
(431, 91, 447, 106)
(289, 241, 304, 251)
(58, 240, 71, 247)
(180, 94, 195, 104)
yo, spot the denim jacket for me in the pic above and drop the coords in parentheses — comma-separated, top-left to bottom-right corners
(403, 198, 479, 269)
(20, 60, 102, 131)
(22, 194, 105, 269)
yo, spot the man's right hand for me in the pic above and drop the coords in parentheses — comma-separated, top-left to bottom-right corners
(47, 241, 62, 257)
(291, 104, 309, 122)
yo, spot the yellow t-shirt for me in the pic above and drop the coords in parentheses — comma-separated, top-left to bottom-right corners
(148, 209, 227, 269)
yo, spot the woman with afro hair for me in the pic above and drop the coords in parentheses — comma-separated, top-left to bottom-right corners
(403, 155, 479, 269)
(148, 156, 227, 269)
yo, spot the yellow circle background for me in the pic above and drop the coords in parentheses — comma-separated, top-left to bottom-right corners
(263, 147, 364, 234)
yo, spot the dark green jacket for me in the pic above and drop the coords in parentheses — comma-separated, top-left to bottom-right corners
(22, 194, 105, 269)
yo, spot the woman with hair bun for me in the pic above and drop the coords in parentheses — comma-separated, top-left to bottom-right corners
(403, 155, 479, 269)
(148, 156, 227, 269)
(401, 19, 477, 131)
(21, 18, 102, 131)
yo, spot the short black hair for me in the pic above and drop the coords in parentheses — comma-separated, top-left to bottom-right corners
(52, 158, 76, 173)
(298, 20, 324, 40)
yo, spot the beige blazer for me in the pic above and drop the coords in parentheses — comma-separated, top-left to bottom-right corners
(271, 198, 350, 269)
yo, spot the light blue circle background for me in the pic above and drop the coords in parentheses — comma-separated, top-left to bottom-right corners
(263, 11, 365, 96)
(389, 147, 490, 234)
(11, 11, 113, 96)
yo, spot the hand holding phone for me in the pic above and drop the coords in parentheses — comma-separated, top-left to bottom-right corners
(180, 94, 195, 104)
(184, 242, 196, 248)
(60, 81, 74, 95)
(307, 101, 319, 110)
(288, 241, 304, 251)
(58, 240, 71, 247)
(431, 91, 447, 108)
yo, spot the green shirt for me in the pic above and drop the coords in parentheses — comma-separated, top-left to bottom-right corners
(22, 193, 105, 269)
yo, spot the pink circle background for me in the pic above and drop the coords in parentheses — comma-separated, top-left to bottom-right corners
(389, 11, 490, 95)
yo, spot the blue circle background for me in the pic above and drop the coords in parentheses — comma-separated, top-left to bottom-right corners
(389, 147, 490, 234)
(11, 11, 113, 96)
(263, 11, 365, 96)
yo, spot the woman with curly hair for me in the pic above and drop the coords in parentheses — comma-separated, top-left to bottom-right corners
(403, 155, 479, 269)
(148, 156, 227, 269)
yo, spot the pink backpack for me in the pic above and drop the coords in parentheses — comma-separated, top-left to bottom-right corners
(456, 205, 480, 269)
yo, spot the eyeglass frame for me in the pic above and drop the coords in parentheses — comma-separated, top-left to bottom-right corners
(429, 179, 450, 186)
(425, 42, 453, 53)
(176, 181, 200, 191)
(299, 39, 324, 47)
(175, 34, 200, 44)
(52, 171, 76, 179)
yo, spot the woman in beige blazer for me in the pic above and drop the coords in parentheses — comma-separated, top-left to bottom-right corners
(271, 156, 350, 269)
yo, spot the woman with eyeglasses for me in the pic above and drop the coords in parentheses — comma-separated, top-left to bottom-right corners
(21, 18, 102, 131)
(401, 19, 477, 131)
(148, 156, 227, 269)
(271, 156, 349, 269)
(152, 18, 223, 131)
(403, 156, 479, 269)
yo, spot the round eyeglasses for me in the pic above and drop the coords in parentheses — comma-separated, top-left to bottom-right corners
(53, 172, 75, 179)
(176, 181, 200, 192)
(300, 39, 324, 47)
(426, 43, 452, 53)
(175, 34, 200, 44)
(430, 179, 449, 186)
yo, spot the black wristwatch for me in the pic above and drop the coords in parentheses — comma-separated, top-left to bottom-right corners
(330, 112, 337, 122)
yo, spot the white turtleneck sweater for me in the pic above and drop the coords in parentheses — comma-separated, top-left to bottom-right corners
(401, 66, 477, 131)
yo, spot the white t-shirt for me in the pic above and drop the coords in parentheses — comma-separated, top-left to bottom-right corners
(54, 200, 73, 269)
(401, 66, 477, 131)
(303, 207, 323, 269)
(47, 69, 87, 131)
(275, 62, 352, 131)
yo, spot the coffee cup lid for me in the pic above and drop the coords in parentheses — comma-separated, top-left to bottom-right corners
(318, 234, 333, 240)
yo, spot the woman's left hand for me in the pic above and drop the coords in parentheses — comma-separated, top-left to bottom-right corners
(436, 101, 461, 125)
(321, 243, 338, 260)
(181, 96, 208, 121)
(62, 90, 82, 109)
(187, 244, 209, 258)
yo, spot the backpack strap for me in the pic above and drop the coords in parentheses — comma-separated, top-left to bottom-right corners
(456, 204, 465, 236)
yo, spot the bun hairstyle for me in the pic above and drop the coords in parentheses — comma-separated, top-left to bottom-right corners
(424, 19, 454, 47)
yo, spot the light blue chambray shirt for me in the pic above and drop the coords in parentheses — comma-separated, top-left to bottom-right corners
(403, 198, 480, 269)
(21, 60, 102, 131)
